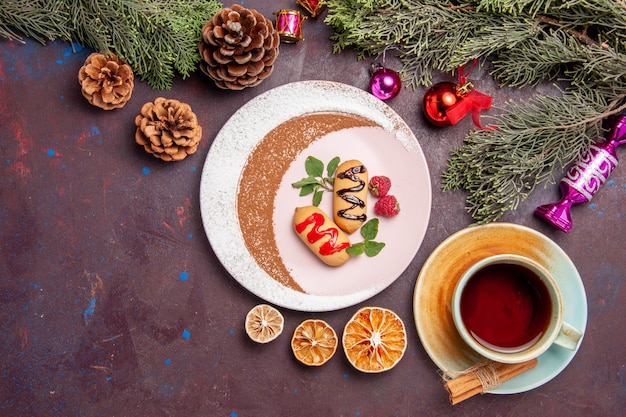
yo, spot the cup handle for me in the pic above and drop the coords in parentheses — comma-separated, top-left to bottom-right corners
(553, 321, 583, 351)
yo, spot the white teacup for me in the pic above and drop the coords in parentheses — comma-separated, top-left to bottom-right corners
(452, 254, 583, 364)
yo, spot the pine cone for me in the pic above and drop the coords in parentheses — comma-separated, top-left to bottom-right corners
(78, 52, 134, 110)
(134, 98, 203, 162)
(199, 4, 280, 90)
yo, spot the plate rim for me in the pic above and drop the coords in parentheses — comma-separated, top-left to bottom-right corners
(199, 80, 432, 311)
(412, 222, 588, 394)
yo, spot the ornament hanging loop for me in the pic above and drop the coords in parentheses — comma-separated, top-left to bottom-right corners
(369, 45, 394, 75)
(371, 45, 402, 71)
(457, 58, 479, 86)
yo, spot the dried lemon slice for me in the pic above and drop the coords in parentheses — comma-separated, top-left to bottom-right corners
(342, 306, 407, 373)
(291, 319, 338, 366)
(245, 304, 284, 343)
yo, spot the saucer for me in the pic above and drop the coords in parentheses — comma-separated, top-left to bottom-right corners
(413, 222, 587, 394)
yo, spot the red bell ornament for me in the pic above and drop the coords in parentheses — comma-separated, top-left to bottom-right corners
(422, 61, 496, 130)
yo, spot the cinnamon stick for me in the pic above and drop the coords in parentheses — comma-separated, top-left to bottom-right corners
(443, 358, 538, 405)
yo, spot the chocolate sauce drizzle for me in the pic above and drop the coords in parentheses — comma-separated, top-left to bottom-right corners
(336, 165, 367, 222)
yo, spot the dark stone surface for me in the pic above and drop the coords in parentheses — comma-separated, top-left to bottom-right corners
(1, 3, 624, 416)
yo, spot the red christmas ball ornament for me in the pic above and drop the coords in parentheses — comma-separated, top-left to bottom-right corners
(369, 63, 401, 101)
(421, 60, 497, 130)
(422, 81, 461, 126)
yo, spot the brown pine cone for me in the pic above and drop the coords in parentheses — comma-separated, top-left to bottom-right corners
(199, 4, 280, 90)
(134, 98, 203, 162)
(78, 52, 134, 110)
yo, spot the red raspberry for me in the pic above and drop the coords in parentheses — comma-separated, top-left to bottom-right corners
(369, 175, 391, 198)
(374, 195, 400, 217)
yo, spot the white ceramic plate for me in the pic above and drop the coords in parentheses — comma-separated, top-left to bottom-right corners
(200, 81, 431, 311)
(413, 222, 587, 394)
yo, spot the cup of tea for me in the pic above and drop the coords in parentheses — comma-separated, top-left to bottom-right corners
(451, 254, 583, 364)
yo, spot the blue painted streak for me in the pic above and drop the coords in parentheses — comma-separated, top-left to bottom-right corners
(83, 297, 96, 325)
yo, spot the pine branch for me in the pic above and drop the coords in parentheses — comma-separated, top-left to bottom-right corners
(442, 89, 626, 223)
(325, 0, 626, 223)
(0, 0, 72, 44)
(325, 0, 626, 89)
(486, 29, 584, 87)
(0, 0, 222, 90)
(475, 0, 554, 16)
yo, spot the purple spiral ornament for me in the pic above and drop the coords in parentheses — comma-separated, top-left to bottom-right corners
(535, 113, 626, 232)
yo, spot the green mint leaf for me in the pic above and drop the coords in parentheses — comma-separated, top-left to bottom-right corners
(295, 156, 341, 205)
(364, 241, 385, 257)
(305, 156, 324, 177)
(312, 189, 324, 206)
(326, 156, 340, 177)
(292, 177, 318, 188)
(299, 183, 316, 196)
(360, 218, 380, 241)
(346, 243, 364, 255)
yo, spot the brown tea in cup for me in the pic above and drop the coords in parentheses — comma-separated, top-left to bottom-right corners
(452, 254, 582, 364)
(459, 262, 552, 352)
